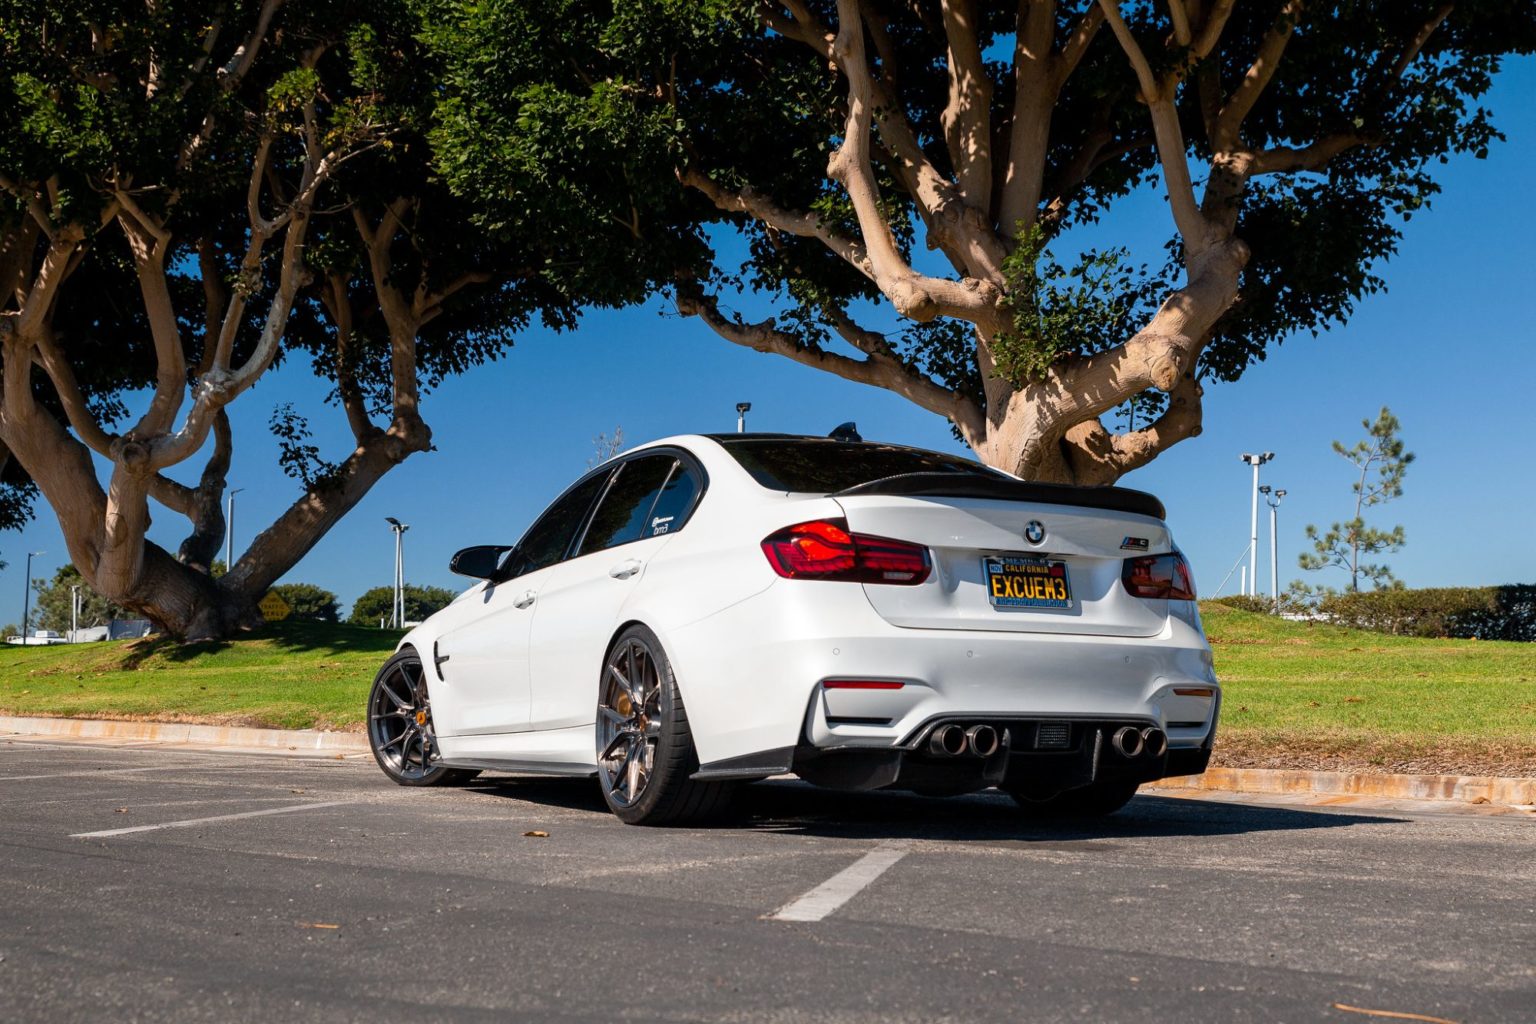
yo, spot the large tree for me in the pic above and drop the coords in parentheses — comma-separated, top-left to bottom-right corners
(0, 1, 676, 638)
(440, 1, 1531, 483)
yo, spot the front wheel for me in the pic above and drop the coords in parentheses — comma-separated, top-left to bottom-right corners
(595, 625, 732, 825)
(1005, 777, 1139, 818)
(367, 650, 480, 787)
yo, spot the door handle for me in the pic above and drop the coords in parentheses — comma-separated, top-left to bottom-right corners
(608, 559, 643, 580)
(513, 590, 537, 609)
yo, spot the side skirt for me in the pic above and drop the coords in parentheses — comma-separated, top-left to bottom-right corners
(440, 758, 598, 779)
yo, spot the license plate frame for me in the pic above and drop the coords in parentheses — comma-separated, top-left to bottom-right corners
(984, 555, 1073, 610)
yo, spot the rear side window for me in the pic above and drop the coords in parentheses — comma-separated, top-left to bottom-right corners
(578, 456, 676, 555)
(719, 439, 1002, 493)
(645, 462, 700, 537)
(511, 470, 611, 577)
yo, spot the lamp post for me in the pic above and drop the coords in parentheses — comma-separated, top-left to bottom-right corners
(385, 518, 409, 628)
(70, 583, 81, 643)
(1239, 452, 1275, 596)
(736, 402, 752, 434)
(1259, 485, 1287, 613)
(226, 487, 245, 571)
(21, 550, 43, 641)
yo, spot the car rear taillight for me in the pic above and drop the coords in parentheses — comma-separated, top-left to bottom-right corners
(761, 518, 930, 585)
(1121, 552, 1197, 600)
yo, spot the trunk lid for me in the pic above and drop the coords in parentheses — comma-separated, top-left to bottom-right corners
(834, 493, 1172, 637)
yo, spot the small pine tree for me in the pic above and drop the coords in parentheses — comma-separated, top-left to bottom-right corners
(1298, 407, 1415, 593)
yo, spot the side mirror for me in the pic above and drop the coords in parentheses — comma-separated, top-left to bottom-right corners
(449, 545, 514, 581)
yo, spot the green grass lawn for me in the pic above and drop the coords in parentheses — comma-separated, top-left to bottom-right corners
(0, 621, 395, 731)
(1, 606, 1532, 773)
(1201, 602, 1535, 775)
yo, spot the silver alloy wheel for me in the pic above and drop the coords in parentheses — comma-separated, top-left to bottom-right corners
(596, 637, 663, 807)
(368, 655, 439, 782)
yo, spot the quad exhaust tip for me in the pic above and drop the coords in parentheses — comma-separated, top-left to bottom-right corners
(1111, 726, 1145, 758)
(1110, 726, 1167, 758)
(928, 723, 968, 757)
(966, 724, 1000, 758)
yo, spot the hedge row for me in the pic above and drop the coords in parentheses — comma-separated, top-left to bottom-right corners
(1317, 585, 1536, 641)
(1210, 587, 1536, 641)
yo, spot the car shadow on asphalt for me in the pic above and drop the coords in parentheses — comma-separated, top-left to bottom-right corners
(465, 776, 1405, 842)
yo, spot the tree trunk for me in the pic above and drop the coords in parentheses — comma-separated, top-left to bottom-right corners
(133, 543, 264, 639)
(971, 239, 1246, 484)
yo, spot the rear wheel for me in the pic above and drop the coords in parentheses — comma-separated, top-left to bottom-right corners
(1006, 777, 1139, 818)
(595, 625, 732, 825)
(367, 650, 480, 787)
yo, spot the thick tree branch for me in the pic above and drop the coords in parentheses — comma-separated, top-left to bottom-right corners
(938, 0, 993, 209)
(1214, 0, 1306, 150)
(32, 328, 114, 456)
(318, 270, 377, 444)
(826, 0, 1004, 328)
(677, 284, 985, 442)
(680, 168, 875, 281)
(996, 0, 1059, 235)
(1391, 3, 1454, 80)
(1097, 0, 1211, 257)
(1061, 374, 1205, 484)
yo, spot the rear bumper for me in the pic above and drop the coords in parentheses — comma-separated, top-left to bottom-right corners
(662, 578, 1220, 775)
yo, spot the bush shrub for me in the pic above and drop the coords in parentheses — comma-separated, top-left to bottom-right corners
(1318, 585, 1536, 641)
(1207, 594, 1278, 615)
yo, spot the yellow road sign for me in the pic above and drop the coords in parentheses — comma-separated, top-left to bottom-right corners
(258, 590, 292, 622)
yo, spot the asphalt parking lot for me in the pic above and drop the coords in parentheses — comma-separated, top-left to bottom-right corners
(3, 738, 1532, 1023)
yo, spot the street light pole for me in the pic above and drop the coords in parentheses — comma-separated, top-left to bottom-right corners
(1260, 486, 1287, 613)
(1239, 453, 1275, 596)
(226, 487, 245, 570)
(736, 402, 752, 434)
(385, 518, 409, 628)
(70, 584, 81, 643)
(21, 550, 43, 640)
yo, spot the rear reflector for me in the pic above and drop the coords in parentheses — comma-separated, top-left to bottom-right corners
(822, 679, 906, 690)
(1172, 687, 1215, 697)
(762, 518, 931, 585)
(1121, 552, 1197, 600)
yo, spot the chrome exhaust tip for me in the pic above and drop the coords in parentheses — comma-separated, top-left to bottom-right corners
(928, 724, 968, 757)
(1140, 727, 1168, 758)
(966, 724, 1000, 758)
(1111, 726, 1145, 758)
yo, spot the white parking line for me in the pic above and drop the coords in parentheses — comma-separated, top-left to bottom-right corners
(71, 800, 352, 838)
(767, 842, 909, 922)
(1, 766, 194, 782)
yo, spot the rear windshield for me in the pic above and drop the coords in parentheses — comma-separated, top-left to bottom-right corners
(718, 438, 1005, 493)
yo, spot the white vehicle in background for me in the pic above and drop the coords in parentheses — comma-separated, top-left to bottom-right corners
(366, 431, 1220, 825)
(6, 630, 68, 646)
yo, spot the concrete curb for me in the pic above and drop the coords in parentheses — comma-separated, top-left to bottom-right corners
(5, 715, 1533, 810)
(1149, 765, 1536, 810)
(0, 714, 368, 753)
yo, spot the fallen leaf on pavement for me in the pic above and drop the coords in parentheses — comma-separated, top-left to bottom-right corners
(298, 923, 340, 930)
(523, 830, 550, 838)
(1331, 1003, 1460, 1024)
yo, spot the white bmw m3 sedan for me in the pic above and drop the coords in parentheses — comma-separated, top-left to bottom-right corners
(366, 431, 1221, 825)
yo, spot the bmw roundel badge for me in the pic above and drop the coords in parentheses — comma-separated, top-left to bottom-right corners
(1024, 520, 1046, 545)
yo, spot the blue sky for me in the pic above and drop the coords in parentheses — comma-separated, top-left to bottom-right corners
(3, 58, 1533, 624)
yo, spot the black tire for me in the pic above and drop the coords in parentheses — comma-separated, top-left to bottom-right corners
(595, 625, 733, 826)
(1005, 777, 1139, 818)
(367, 649, 480, 788)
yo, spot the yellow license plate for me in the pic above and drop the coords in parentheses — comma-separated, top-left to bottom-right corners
(984, 556, 1072, 609)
